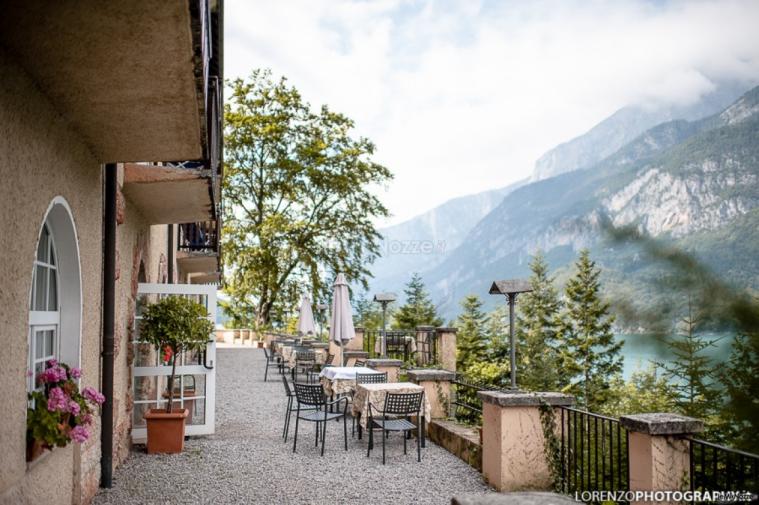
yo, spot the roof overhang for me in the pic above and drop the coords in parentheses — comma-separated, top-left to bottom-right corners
(189, 272, 221, 285)
(0, 0, 207, 163)
(489, 279, 533, 296)
(122, 164, 213, 224)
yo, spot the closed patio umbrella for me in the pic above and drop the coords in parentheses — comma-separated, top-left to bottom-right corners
(329, 273, 355, 366)
(296, 295, 316, 336)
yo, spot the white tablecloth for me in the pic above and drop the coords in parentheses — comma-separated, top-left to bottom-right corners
(319, 366, 382, 381)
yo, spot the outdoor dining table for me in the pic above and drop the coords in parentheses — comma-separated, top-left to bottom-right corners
(280, 345, 294, 362)
(318, 366, 383, 396)
(351, 382, 430, 446)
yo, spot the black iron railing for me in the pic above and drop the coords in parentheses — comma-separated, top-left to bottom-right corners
(559, 407, 629, 497)
(451, 374, 504, 425)
(178, 221, 218, 252)
(363, 329, 440, 365)
(689, 438, 759, 495)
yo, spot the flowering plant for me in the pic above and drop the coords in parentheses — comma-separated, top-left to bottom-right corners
(26, 360, 104, 455)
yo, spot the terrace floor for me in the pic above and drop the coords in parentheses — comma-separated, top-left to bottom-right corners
(94, 348, 492, 504)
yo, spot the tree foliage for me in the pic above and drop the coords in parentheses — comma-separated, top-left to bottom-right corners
(720, 331, 759, 453)
(353, 292, 384, 331)
(557, 249, 623, 410)
(517, 252, 562, 392)
(222, 70, 392, 327)
(456, 295, 490, 371)
(393, 273, 443, 329)
(602, 364, 678, 417)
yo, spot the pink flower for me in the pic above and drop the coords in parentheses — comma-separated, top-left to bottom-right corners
(83, 387, 105, 406)
(46, 358, 58, 368)
(41, 366, 67, 383)
(82, 413, 94, 426)
(26, 370, 33, 378)
(70, 367, 82, 379)
(70, 425, 89, 443)
(47, 387, 68, 412)
(68, 400, 81, 416)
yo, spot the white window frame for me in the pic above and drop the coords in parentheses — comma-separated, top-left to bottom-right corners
(28, 224, 61, 392)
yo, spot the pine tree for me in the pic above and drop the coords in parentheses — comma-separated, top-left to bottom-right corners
(516, 252, 562, 392)
(485, 304, 510, 362)
(657, 297, 722, 427)
(456, 295, 490, 371)
(602, 364, 678, 417)
(558, 249, 623, 410)
(719, 331, 759, 453)
(393, 273, 443, 329)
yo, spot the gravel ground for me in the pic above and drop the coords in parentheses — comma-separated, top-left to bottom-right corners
(94, 348, 492, 505)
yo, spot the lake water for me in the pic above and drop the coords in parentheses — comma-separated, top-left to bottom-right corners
(617, 332, 733, 380)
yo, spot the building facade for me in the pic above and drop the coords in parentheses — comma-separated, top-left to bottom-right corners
(0, 1, 223, 503)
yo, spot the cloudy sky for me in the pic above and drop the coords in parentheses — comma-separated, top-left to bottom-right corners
(225, 0, 759, 226)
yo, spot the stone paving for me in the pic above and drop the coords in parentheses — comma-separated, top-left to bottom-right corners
(94, 348, 492, 504)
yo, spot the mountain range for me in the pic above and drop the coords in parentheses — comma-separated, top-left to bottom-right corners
(371, 82, 759, 323)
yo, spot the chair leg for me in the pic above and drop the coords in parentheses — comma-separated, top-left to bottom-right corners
(321, 419, 327, 456)
(343, 415, 348, 451)
(404, 429, 407, 455)
(292, 414, 300, 453)
(382, 426, 386, 465)
(284, 406, 291, 442)
(315, 420, 319, 447)
(283, 397, 291, 439)
(417, 422, 421, 462)
(264, 362, 269, 382)
(366, 425, 372, 458)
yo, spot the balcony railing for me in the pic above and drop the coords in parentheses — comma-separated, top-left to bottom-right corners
(689, 437, 759, 494)
(178, 221, 218, 253)
(558, 407, 630, 498)
(451, 373, 505, 425)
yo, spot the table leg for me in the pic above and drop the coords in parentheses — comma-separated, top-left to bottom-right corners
(421, 415, 426, 448)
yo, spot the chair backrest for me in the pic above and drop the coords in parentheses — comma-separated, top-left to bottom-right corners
(325, 353, 335, 366)
(294, 382, 326, 407)
(281, 374, 293, 396)
(294, 345, 310, 353)
(296, 351, 316, 362)
(354, 359, 366, 367)
(356, 372, 387, 385)
(382, 391, 423, 416)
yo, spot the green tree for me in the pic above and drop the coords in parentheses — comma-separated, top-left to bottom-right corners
(456, 295, 490, 371)
(353, 292, 384, 331)
(516, 252, 562, 391)
(656, 297, 722, 428)
(719, 331, 759, 453)
(485, 304, 510, 362)
(222, 70, 392, 327)
(393, 273, 443, 329)
(558, 249, 623, 410)
(602, 364, 678, 417)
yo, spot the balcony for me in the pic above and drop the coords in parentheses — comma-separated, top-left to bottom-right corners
(177, 221, 221, 281)
(0, 0, 218, 164)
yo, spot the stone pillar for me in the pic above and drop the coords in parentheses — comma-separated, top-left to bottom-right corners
(351, 327, 365, 351)
(367, 358, 404, 382)
(620, 413, 704, 503)
(407, 369, 456, 419)
(436, 327, 457, 372)
(479, 391, 574, 492)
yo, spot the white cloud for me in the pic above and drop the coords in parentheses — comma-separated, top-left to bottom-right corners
(225, 0, 759, 226)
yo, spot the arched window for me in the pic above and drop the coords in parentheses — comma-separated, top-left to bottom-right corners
(28, 224, 60, 391)
(28, 198, 81, 393)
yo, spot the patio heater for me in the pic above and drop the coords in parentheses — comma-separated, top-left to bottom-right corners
(489, 279, 532, 390)
(316, 303, 329, 340)
(373, 292, 397, 358)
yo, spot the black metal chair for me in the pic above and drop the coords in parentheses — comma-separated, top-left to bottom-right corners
(263, 346, 282, 382)
(323, 353, 335, 368)
(292, 383, 349, 456)
(366, 391, 424, 464)
(352, 372, 388, 436)
(281, 375, 316, 442)
(292, 350, 317, 381)
(354, 359, 367, 367)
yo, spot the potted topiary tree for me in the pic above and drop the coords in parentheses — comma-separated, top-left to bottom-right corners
(140, 296, 214, 454)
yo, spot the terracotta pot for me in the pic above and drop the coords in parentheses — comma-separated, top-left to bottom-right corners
(144, 408, 188, 454)
(26, 439, 47, 462)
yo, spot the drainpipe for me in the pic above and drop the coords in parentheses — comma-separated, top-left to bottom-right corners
(167, 224, 174, 283)
(100, 163, 117, 488)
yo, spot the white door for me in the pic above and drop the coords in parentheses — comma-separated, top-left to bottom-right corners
(131, 283, 217, 443)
